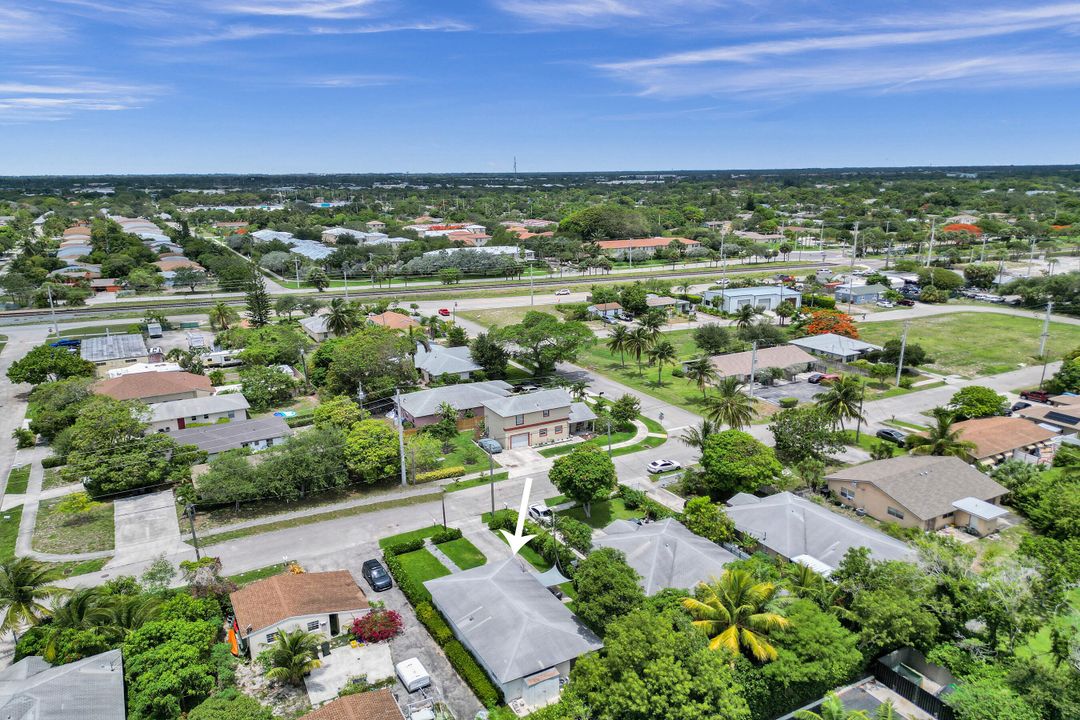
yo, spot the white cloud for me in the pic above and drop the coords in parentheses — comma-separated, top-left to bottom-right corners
(294, 74, 399, 87)
(216, 0, 381, 20)
(495, 0, 724, 27)
(0, 71, 161, 121)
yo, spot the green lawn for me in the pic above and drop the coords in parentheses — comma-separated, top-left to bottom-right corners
(33, 497, 114, 554)
(437, 537, 487, 569)
(379, 525, 442, 549)
(1017, 587, 1080, 663)
(435, 431, 499, 472)
(5, 466, 30, 494)
(397, 548, 451, 585)
(563, 498, 644, 529)
(545, 494, 569, 507)
(458, 303, 566, 329)
(0, 506, 22, 563)
(857, 312, 1080, 377)
(444, 471, 509, 493)
(491, 529, 552, 571)
(843, 429, 897, 456)
(228, 565, 287, 587)
(57, 323, 143, 338)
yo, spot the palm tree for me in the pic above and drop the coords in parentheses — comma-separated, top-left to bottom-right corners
(647, 340, 678, 385)
(0, 559, 66, 640)
(794, 693, 872, 720)
(815, 375, 864, 431)
(682, 569, 790, 662)
(606, 324, 631, 367)
(733, 304, 761, 329)
(208, 301, 239, 331)
(569, 381, 589, 401)
(684, 356, 719, 398)
(680, 419, 719, 451)
(265, 629, 323, 685)
(625, 327, 653, 376)
(704, 376, 754, 429)
(775, 300, 797, 326)
(783, 563, 825, 600)
(907, 407, 976, 458)
(325, 298, 356, 337)
(676, 282, 692, 297)
(97, 595, 163, 642)
(637, 312, 664, 341)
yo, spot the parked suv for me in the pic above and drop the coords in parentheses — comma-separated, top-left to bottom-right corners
(361, 559, 393, 591)
(1020, 389, 1051, 403)
(528, 504, 554, 524)
(875, 428, 906, 446)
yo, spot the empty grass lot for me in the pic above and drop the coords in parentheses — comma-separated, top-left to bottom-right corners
(5, 466, 30, 494)
(396, 548, 451, 585)
(33, 497, 115, 554)
(437, 537, 486, 569)
(857, 312, 1080, 377)
(438, 431, 499, 471)
(564, 498, 644, 529)
(458, 303, 566, 329)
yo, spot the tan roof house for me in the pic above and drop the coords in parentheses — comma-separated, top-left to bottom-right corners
(230, 571, 370, 658)
(704, 344, 816, 381)
(367, 311, 421, 332)
(826, 456, 1009, 537)
(94, 370, 213, 403)
(301, 689, 404, 720)
(1016, 402, 1080, 436)
(950, 417, 1057, 466)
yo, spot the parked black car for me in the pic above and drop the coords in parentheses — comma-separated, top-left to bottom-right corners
(875, 428, 907, 446)
(361, 559, 393, 591)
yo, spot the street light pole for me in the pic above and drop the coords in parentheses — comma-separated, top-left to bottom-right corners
(186, 504, 201, 560)
(488, 450, 495, 518)
(1039, 301, 1054, 389)
(895, 321, 909, 387)
(394, 387, 407, 487)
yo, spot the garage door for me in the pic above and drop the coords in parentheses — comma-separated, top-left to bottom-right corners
(510, 433, 529, 449)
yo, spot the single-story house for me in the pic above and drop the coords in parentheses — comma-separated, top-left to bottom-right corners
(422, 246, 534, 261)
(701, 344, 817, 382)
(723, 492, 914, 574)
(482, 388, 582, 449)
(153, 258, 205, 273)
(147, 393, 250, 432)
(95, 370, 213, 403)
(788, 333, 883, 363)
(230, 570, 370, 658)
(425, 559, 603, 711)
(105, 362, 183, 379)
(169, 417, 291, 459)
(301, 689, 404, 720)
(587, 302, 622, 320)
(593, 518, 735, 595)
(1016, 403, 1080, 436)
(367, 311, 421, 332)
(645, 294, 691, 314)
(367, 220, 387, 231)
(398, 381, 514, 427)
(826, 456, 1010, 536)
(949, 416, 1057, 466)
(834, 284, 888, 305)
(299, 314, 331, 342)
(80, 333, 151, 375)
(88, 278, 122, 293)
(414, 343, 481, 383)
(0, 649, 125, 720)
(596, 237, 700, 260)
(701, 286, 802, 314)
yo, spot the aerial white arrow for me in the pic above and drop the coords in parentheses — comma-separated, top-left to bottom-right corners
(501, 476, 537, 557)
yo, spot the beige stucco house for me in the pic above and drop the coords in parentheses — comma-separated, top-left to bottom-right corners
(482, 389, 595, 449)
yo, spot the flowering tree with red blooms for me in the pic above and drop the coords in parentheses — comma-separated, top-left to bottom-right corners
(351, 608, 403, 642)
(804, 309, 859, 339)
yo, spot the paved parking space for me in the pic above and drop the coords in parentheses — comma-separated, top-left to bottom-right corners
(109, 489, 185, 566)
(753, 378, 826, 406)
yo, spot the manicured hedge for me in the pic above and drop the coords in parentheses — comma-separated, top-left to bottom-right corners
(382, 553, 431, 604)
(286, 415, 314, 428)
(416, 602, 454, 645)
(778, 397, 799, 409)
(445, 640, 501, 707)
(617, 485, 674, 520)
(431, 527, 463, 544)
(383, 537, 426, 557)
(41, 455, 66, 469)
(416, 466, 466, 483)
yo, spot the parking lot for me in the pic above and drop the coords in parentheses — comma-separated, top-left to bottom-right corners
(752, 377, 827, 406)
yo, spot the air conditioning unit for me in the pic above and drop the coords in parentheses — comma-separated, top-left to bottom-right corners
(855, 508, 867, 517)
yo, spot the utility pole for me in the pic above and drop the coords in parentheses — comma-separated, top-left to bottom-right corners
(719, 232, 727, 305)
(186, 504, 201, 560)
(606, 417, 613, 457)
(847, 222, 859, 314)
(46, 285, 57, 336)
(394, 387, 407, 487)
(895, 321, 910, 386)
(488, 450, 496, 518)
(441, 493, 447, 529)
(293, 258, 301, 287)
(748, 341, 758, 399)
(1039, 301, 1054, 388)
(1028, 236, 1037, 278)
(529, 264, 534, 306)
(854, 383, 867, 443)
(925, 219, 936, 268)
(343, 266, 349, 300)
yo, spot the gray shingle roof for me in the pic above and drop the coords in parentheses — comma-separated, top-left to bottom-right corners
(593, 518, 735, 595)
(80, 333, 149, 362)
(398, 381, 513, 419)
(414, 344, 481, 377)
(425, 559, 602, 684)
(300, 315, 329, 335)
(837, 283, 888, 296)
(788, 333, 882, 357)
(723, 492, 914, 571)
(826, 456, 1009, 521)
(169, 417, 290, 454)
(0, 649, 125, 720)
(147, 393, 250, 423)
(482, 389, 572, 418)
(569, 402, 597, 423)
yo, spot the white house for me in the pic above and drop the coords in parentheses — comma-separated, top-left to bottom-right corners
(147, 394, 250, 432)
(421, 246, 534, 261)
(701, 286, 802, 313)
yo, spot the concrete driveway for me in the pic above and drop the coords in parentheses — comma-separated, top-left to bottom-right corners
(305, 642, 394, 707)
(109, 490, 189, 567)
(753, 378, 826, 406)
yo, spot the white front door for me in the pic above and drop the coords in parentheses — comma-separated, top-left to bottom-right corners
(511, 433, 529, 449)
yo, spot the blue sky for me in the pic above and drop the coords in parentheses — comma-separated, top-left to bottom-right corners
(2, 1, 1080, 174)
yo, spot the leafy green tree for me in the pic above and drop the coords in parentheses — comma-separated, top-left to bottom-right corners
(446, 324, 468, 347)
(685, 356, 719, 397)
(768, 406, 846, 464)
(312, 325, 415, 398)
(263, 628, 322, 686)
(343, 420, 400, 484)
(868, 363, 894, 388)
(7, 345, 95, 385)
(907, 407, 976, 457)
(548, 444, 616, 518)
(1046, 356, 1080, 394)
(405, 433, 443, 473)
(273, 295, 299, 318)
(0, 559, 66, 639)
(619, 283, 649, 315)
(305, 267, 329, 291)
(609, 394, 640, 428)
(963, 263, 998, 290)
(495, 311, 593, 373)
(569, 607, 752, 720)
(647, 339, 678, 385)
(704, 377, 754, 429)
(470, 332, 508, 378)
(572, 548, 646, 634)
(681, 496, 735, 544)
(946, 679, 1040, 720)
(123, 615, 219, 719)
(815, 375, 864, 430)
(693, 323, 732, 355)
(880, 339, 928, 367)
(559, 204, 649, 241)
(196, 450, 261, 508)
(189, 690, 273, 720)
(312, 395, 367, 430)
(171, 267, 206, 293)
(917, 266, 964, 291)
(243, 263, 273, 327)
(949, 386, 1006, 419)
(259, 427, 349, 499)
(870, 442, 896, 460)
(26, 376, 94, 439)
(439, 267, 462, 285)
(239, 366, 297, 411)
(848, 587, 939, 656)
(699, 430, 781, 499)
(682, 569, 790, 661)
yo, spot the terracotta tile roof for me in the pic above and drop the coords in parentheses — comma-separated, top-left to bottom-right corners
(367, 311, 420, 331)
(94, 371, 213, 401)
(590, 302, 622, 311)
(951, 417, 1056, 459)
(231, 571, 369, 638)
(302, 690, 403, 720)
(596, 236, 700, 250)
(154, 259, 205, 272)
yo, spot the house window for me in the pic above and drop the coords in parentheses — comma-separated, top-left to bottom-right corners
(203, 414, 210, 420)
(887, 507, 905, 519)
(515, 414, 524, 426)
(942, 511, 954, 519)
(306, 620, 320, 631)
(227, 411, 235, 419)
(539, 428, 548, 437)
(265, 632, 278, 644)
(543, 409, 550, 418)
(840, 488, 855, 500)
(190, 416, 198, 421)
(555, 426, 563, 434)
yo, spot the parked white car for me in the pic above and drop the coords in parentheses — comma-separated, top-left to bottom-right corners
(528, 503, 554, 524)
(647, 459, 682, 474)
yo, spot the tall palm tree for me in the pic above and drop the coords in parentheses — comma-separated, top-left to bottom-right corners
(680, 419, 718, 451)
(98, 594, 163, 642)
(733, 304, 761, 329)
(637, 313, 664, 341)
(0, 559, 66, 640)
(815, 375, 864, 431)
(606, 324, 631, 367)
(625, 327, 653, 376)
(569, 381, 589, 401)
(794, 693, 872, 720)
(647, 340, 678, 385)
(704, 376, 754, 429)
(265, 629, 323, 686)
(783, 563, 825, 600)
(325, 298, 356, 337)
(684, 356, 719, 398)
(208, 301, 239, 331)
(682, 569, 790, 662)
(907, 407, 976, 458)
